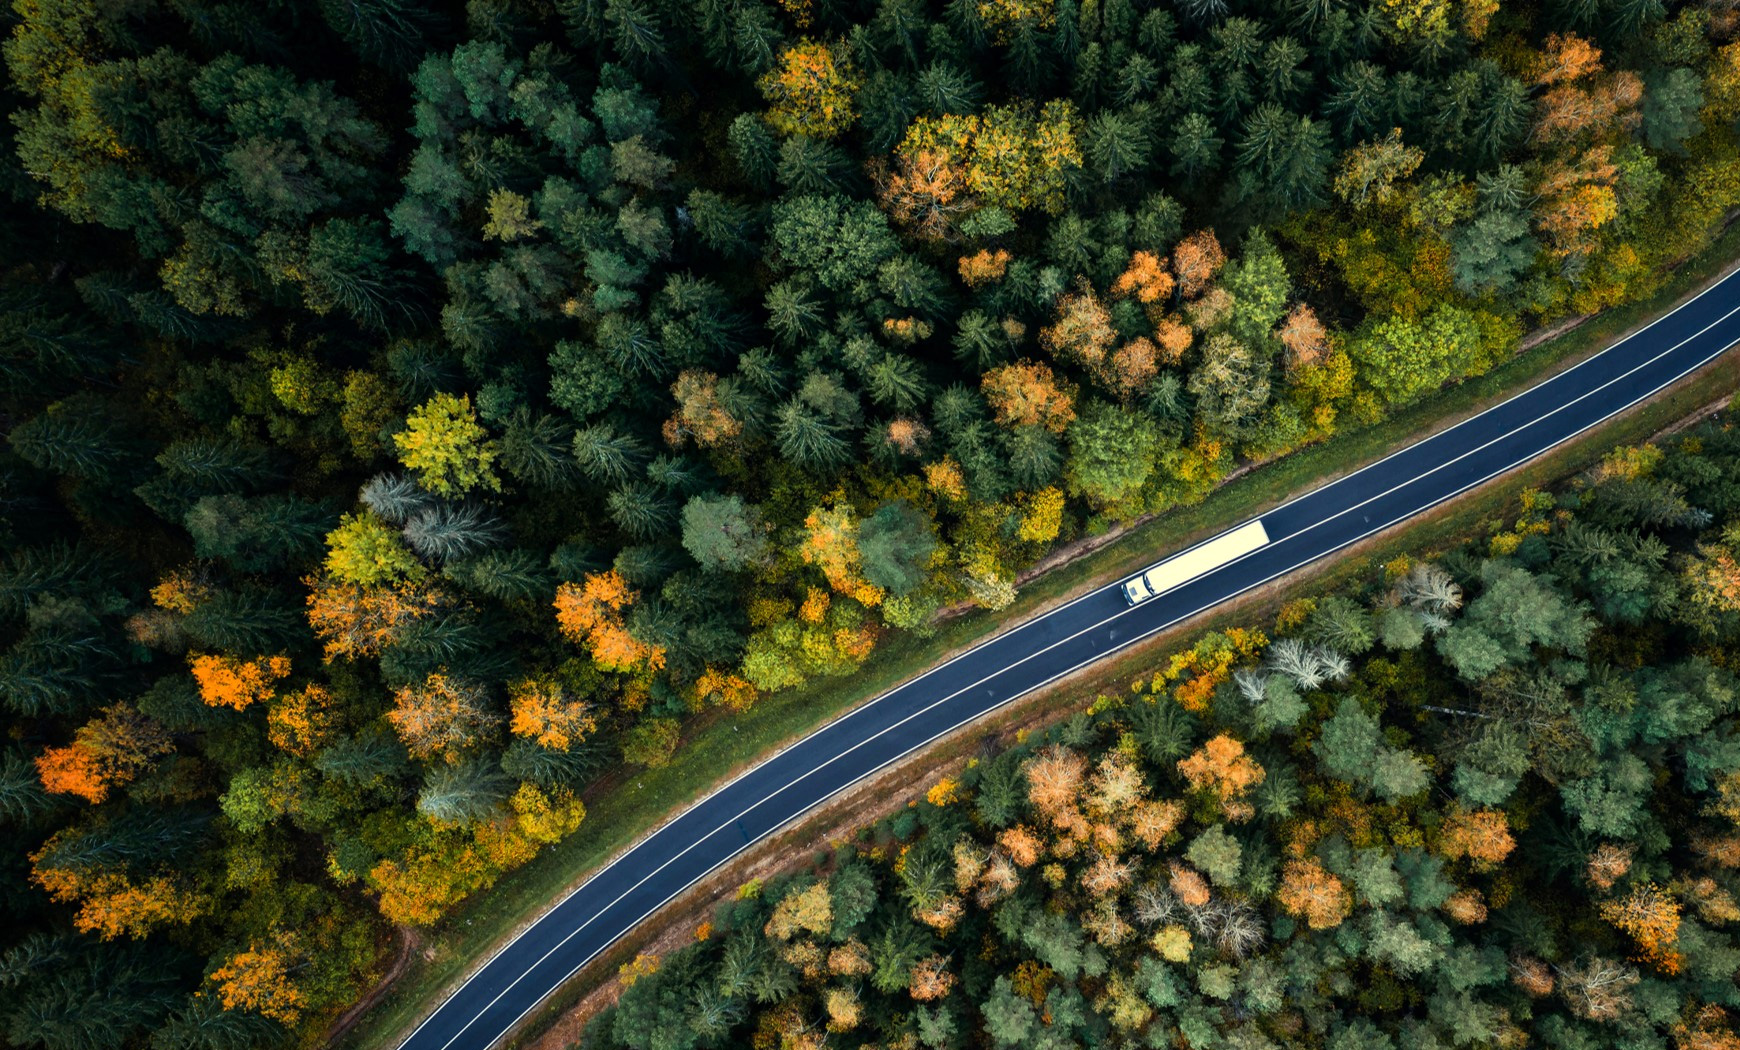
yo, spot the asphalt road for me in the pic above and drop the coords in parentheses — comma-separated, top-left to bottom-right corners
(399, 266, 1740, 1050)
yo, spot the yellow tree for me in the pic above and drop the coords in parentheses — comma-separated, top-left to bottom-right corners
(765, 881, 833, 940)
(1177, 734, 1266, 821)
(1601, 883, 1683, 972)
(267, 684, 336, 756)
(1025, 745, 1089, 845)
(898, 102, 1082, 214)
(1437, 808, 1517, 870)
(394, 392, 501, 496)
(386, 671, 501, 762)
(879, 149, 974, 241)
(1171, 230, 1226, 299)
(189, 653, 290, 710)
(1535, 146, 1620, 258)
(758, 39, 860, 139)
(1039, 281, 1117, 374)
(507, 678, 597, 750)
(693, 667, 759, 712)
(1277, 304, 1330, 371)
(1332, 129, 1424, 208)
(662, 370, 741, 449)
(801, 503, 882, 605)
(35, 704, 173, 804)
(958, 248, 1011, 287)
(1112, 251, 1176, 304)
(324, 510, 421, 586)
(31, 834, 205, 939)
(982, 360, 1077, 433)
(304, 574, 441, 659)
(976, 0, 1058, 41)
(1278, 857, 1353, 929)
(209, 939, 307, 1024)
(553, 571, 666, 673)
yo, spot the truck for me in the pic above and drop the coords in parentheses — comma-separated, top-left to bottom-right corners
(1121, 519, 1271, 606)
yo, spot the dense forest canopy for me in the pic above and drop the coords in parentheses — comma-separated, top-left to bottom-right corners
(1, 0, 1739, 1046)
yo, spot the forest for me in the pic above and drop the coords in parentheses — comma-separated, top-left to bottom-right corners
(582, 424, 1740, 1050)
(1, 0, 1739, 1045)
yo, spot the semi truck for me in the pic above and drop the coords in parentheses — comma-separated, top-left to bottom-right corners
(1121, 519, 1271, 606)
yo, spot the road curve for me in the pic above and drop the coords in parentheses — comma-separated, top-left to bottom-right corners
(399, 267, 1740, 1050)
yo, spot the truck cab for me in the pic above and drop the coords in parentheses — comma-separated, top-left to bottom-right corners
(1122, 574, 1157, 605)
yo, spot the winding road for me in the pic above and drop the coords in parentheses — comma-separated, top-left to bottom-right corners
(399, 266, 1740, 1050)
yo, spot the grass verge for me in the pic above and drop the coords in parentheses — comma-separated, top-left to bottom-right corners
(338, 226, 1740, 1050)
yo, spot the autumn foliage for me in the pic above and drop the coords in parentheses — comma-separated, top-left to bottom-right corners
(982, 360, 1076, 433)
(554, 571, 666, 673)
(957, 248, 1011, 286)
(879, 149, 974, 241)
(1112, 251, 1176, 304)
(1171, 230, 1226, 299)
(663, 370, 741, 449)
(897, 101, 1082, 215)
(800, 504, 882, 605)
(304, 574, 441, 659)
(507, 677, 597, 751)
(31, 838, 206, 940)
(1437, 808, 1517, 869)
(190, 652, 291, 710)
(386, 671, 501, 762)
(758, 40, 860, 139)
(35, 704, 173, 804)
(1601, 882, 1683, 972)
(267, 684, 337, 756)
(1178, 734, 1266, 821)
(209, 940, 307, 1024)
(1278, 856, 1353, 929)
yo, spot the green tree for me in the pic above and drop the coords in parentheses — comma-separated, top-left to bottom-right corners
(856, 501, 937, 597)
(1640, 67, 1704, 152)
(417, 761, 512, 826)
(681, 494, 769, 571)
(1188, 824, 1244, 886)
(621, 718, 681, 768)
(1064, 402, 1163, 515)
(1235, 104, 1333, 210)
(770, 195, 900, 292)
(1313, 698, 1429, 802)
(1348, 306, 1483, 408)
(1436, 562, 1593, 680)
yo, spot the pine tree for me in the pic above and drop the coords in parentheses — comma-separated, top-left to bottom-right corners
(0, 748, 52, 823)
(499, 410, 578, 489)
(446, 549, 551, 602)
(182, 588, 304, 653)
(1168, 112, 1224, 178)
(606, 482, 677, 540)
(402, 503, 507, 562)
(417, 760, 511, 825)
(571, 424, 648, 485)
(319, 0, 439, 71)
(0, 543, 103, 618)
(9, 397, 138, 484)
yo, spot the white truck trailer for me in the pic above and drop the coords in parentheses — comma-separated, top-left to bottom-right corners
(1121, 519, 1271, 606)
